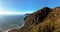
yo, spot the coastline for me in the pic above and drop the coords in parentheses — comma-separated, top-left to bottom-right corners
(5, 22, 25, 32)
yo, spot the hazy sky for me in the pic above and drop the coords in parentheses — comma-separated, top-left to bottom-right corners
(0, 0, 60, 14)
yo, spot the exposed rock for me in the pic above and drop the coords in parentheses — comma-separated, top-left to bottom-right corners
(23, 7, 51, 28)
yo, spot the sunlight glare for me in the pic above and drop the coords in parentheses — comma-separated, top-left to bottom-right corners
(0, 10, 22, 15)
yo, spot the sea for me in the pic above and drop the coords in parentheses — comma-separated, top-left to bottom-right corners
(0, 14, 27, 32)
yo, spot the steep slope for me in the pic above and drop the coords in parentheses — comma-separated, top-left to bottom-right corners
(29, 7, 60, 32)
(8, 7, 60, 32)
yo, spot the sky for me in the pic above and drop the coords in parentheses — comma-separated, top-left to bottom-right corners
(0, 0, 60, 14)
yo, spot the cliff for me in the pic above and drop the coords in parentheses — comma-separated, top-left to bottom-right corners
(8, 7, 60, 32)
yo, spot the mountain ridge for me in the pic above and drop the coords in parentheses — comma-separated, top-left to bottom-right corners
(8, 7, 60, 32)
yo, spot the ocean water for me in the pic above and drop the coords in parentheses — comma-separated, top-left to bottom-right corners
(0, 14, 26, 31)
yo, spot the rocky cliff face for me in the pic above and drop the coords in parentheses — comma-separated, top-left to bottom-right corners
(8, 7, 60, 32)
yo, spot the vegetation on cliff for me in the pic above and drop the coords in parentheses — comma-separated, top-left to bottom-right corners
(8, 7, 60, 32)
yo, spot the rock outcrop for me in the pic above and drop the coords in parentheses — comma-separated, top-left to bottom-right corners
(8, 7, 60, 32)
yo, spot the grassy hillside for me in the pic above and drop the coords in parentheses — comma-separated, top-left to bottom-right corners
(29, 7, 60, 32)
(8, 7, 60, 32)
